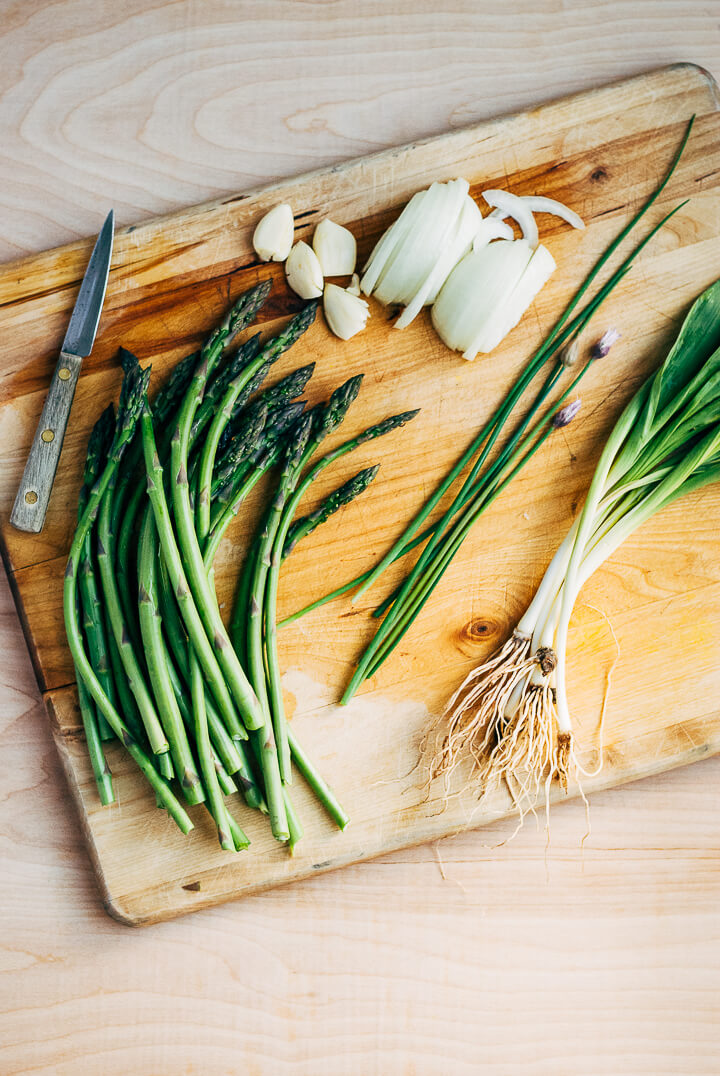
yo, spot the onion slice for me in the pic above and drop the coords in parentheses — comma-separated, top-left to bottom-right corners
(431, 239, 534, 356)
(520, 195, 585, 231)
(374, 179, 468, 306)
(467, 243, 556, 355)
(361, 189, 427, 296)
(393, 192, 484, 329)
(482, 190, 539, 249)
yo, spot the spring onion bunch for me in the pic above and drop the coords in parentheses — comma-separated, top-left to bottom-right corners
(435, 276, 720, 807)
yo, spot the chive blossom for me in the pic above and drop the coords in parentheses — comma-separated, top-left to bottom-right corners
(590, 328, 621, 359)
(552, 399, 582, 428)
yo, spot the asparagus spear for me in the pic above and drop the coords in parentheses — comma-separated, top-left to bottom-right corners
(281, 410, 420, 558)
(216, 361, 315, 459)
(76, 404, 117, 743)
(137, 510, 205, 804)
(156, 554, 267, 814)
(63, 360, 193, 833)
(205, 402, 268, 507)
(74, 406, 117, 799)
(194, 302, 318, 540)
(264, 464, 379, 786)
(141, 403, 251, 742)
(246, 414, 313, 831)
(96, 476, 170, 758)
(287, 727, 348, 830)
(210, 402, 306, 531)
(76, 675, 115, 805)
(189, 333, 264, 444)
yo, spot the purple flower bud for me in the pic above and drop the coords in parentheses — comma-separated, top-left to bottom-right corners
(590, 328, 621, 359)
(552, 398, 582, 428)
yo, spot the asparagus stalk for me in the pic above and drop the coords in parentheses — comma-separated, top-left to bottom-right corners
(215, 361, 315, 461)
(195, 302, 318, 540)
(246, 414, 313, 832)
(189, 333, 263, 442)
(76, 674, 115, 805)
(265, 465, 379, 784)
(169, 291, 272, 733)
(137, 510, 205, 804)
(76, 404, 117, 743)
(210, 402, 306, 532)
(141, 403, 251, 742)
(63, 361, 193, 833)
(281, 411, 420, 558)
(287, 727, 348, 830)
(96, 478, 170, 758)
(156, 555, 267, 813)
(189, 652, 235, 850)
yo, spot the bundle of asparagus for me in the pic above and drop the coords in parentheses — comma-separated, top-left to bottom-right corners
(63, 281, 418, 851)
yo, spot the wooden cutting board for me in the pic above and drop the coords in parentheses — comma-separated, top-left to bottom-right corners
(1, 64, 719, 926)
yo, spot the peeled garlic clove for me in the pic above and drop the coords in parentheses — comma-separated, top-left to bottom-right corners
(324, 283, 370, 340)
(347, 273, 361, 296)
(286, 241, 323, 299)
(253, 204, 294, 262)
(313, 219, 357, 276)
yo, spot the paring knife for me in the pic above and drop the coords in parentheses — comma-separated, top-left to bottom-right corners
(11, 210, 115, 533)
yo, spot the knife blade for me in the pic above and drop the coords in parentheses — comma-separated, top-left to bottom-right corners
(10, 210, 115, 533)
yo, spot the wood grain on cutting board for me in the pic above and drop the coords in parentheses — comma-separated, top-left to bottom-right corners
(1, 64, 719, 924)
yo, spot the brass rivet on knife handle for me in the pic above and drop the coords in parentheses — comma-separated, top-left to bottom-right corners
(10, 350, 83, 533)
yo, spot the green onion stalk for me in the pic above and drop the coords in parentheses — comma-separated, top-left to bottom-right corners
(434, 275, 720, 811)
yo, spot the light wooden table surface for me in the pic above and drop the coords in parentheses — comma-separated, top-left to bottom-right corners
(1, 3, 719, 1073)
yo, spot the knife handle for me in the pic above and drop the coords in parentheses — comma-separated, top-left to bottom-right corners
(10, 350, 83, 533)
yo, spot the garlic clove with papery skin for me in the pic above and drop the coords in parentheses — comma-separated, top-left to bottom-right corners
(313, 219, 357, 277)
(285, 241, 324, 299)
(323, 283, 370, 340)
(253, 204, 294, 262)
(347, 273, 361, 296)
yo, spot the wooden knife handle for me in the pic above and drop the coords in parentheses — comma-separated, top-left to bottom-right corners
(10, 350, 83, 534)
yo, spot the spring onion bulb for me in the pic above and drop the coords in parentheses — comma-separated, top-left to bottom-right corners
(431, 239, 556, 359)
(435, 275, 720, 813)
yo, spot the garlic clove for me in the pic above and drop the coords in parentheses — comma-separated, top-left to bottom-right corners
(253, 204, 294, 262)
(286, 241, 324, 299)
(312, 219, 357, 277)
(324, 283, 370, 340)
(347, 273, 361, 296)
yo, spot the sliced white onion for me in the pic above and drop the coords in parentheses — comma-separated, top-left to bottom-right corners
(431, 239, 533, 357)
(468, 243, 556, 355)
(374, 179, 468, 306)
(471, 215, 514, 252)
(393, 194, 484, 329)
(482, 190, 539, 249)
(361, 189, 427, 296)
(520, 195, 585, 231)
